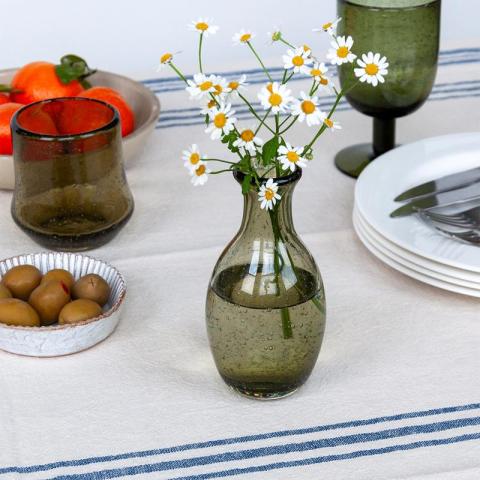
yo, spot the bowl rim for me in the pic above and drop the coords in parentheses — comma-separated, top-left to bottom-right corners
(0, 251, 126, 331)
(0, 67, 161, 158)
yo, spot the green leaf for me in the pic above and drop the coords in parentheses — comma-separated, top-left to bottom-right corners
(262, 136, 279, 166)
(241, 174, 252, 194)
(55, 54, 96, 86)
(0, 84, 20, 93)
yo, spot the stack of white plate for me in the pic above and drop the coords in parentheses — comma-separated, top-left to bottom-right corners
(353, 132, 480, 297)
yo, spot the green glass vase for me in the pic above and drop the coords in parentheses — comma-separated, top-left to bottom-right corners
(335, 0, 441, 177)
(206, 169, 326, 400)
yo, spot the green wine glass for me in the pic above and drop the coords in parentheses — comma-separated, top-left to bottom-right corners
(335, 0, 441, 178)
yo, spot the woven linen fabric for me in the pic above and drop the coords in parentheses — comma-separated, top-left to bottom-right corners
(0, 42, 479, 480)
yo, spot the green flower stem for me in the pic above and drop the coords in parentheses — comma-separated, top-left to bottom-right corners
(278, 114, 291, 128)
(247, 41, 273, 82)
(255, 108, 272, 135)
(198, 32, 204, 73)
(284, 72, 294, 83)
(279, 37, 296, 49)
(168, 63, 188, 84)
(268, 208, 293, 339)
(210, 168, 236, 175)
(281, 70, 287, 84)
(203, 158, 237, 165)
(278, 116, 298, 135)
(238, 93, 275, 134)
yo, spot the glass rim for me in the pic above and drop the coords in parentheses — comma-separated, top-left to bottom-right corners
(234, 167, 302, 187)
(11, 97, 120, 141)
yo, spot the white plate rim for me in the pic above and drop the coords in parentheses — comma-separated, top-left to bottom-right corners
(354, 206, 480, 284)
(355, 132, 480, 273)
(353, 214, 480, 298)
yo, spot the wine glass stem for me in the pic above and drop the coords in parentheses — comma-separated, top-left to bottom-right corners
(373, 117, 395, 158)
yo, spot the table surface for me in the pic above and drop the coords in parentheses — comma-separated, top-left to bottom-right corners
(0, 39, 479, 480)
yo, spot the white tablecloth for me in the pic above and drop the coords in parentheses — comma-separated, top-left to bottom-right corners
(0, 42, 479, 480)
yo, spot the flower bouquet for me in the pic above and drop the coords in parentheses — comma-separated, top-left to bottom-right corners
(160, 18, 388, 399)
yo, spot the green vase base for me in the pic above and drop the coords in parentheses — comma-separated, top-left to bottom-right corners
(223, 376, 300, 400)
(334, 143, 375, 178)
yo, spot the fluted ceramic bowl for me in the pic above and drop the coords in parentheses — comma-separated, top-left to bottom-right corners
(0, 68, 161, 190)
(0, 252, 126, 357)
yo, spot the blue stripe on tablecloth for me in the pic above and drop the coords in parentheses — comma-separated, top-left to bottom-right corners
(168, 433, 480, 480)
(155, 80, 480, 126)
(47, 416, 480, 480)
(0, 403, 478, 477)
(142, 48, 480, 93)
(155, 85, 480, 130)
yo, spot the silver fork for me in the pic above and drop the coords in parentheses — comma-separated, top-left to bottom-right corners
(420, 212, 480, 246)
(422, 205, 480, 229)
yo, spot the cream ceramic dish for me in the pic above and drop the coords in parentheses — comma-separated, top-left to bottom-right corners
(0, 68, 160, 190)
(0, 252, 126, 357)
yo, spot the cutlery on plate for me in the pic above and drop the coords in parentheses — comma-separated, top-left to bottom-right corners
(394, 166, 480, 202)
(390, 183, 480, 218)
(420, 215, 480, 246)
(422, 205, 480, 230)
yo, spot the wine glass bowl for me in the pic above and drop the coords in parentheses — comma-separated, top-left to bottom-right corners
(335, 0, 441, 177)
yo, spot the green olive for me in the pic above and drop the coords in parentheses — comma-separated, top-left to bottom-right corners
(0, 284, 12, 299)
(2, 265, 42, 301)
(28, 280, 71, 326)
(59, 299, 102, 325)
(41, 269, 75, 290)
(72, 274, 110, 307)
(0, 298, 40, 327)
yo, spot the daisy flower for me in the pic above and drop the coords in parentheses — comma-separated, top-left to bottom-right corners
(290, 92, 324, 127)
(309, 62, 328, 82)
(186, 73, 216, 99)
(258, 82, 293, 114)
(278, 143, 308, 172)
(267, 27, 282, 43)
(327, 36, 356, 65)
(157, 52, 174, 71)
(189, 18, 218, 37)
(211, 75, 231, 99)
(322, 115, 342, 132)
(354, 52, 389, 87)
(205, 103, 237, 140)
(313, 17, 342, 35)
(200, 99, 218, 117)
(232, 29, 255, 45)
(227, 74, 248, 95)
(190, 162, 210, 186)
(183, 144, 204, 172)
(283, 47, 313, 74)
(258, 179, 281, 210)
(233, 127, 263, 154)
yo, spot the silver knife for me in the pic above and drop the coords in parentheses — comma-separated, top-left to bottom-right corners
(394, 166, 480, 202)
(390, 183, 480, 218)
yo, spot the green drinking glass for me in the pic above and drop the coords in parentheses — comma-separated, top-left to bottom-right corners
(11, 97, 134, 251)
(335, 0, 441, 178)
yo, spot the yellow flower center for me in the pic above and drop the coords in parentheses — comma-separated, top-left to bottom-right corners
(311, 69, 321, 77)
(324, 118, 334, 128)
(303, 45, 311, 53)
(266, 83, 274, 93)
(365, 63, 379, 75)
(214, 113, 227, 128)
(292, 56, 304, 67)
(207, 100, 216, 108)
(228, 81, 239, 90)
(301, 100, 316, 114)
(213, 85, 223, 95)
(323, 22, 332, 30)
(196, 22, 209, 31)
(286, 151, 299, 163)
(240, 33, 251, 42)
(189, 153, 200, 165)
(240, 129, 255, 142)
(160, 53, 172, 64)
(320, 76, 329, 85)
(264, 189, 275, 201)
(195, 164, 206, 176)
(337, 46, 349, 58)
(269, 93, 282, 106)
(199, 81, 213, 91)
